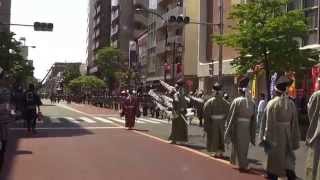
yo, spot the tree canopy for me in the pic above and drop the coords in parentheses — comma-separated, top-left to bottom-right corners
(214, 0, 318, 98)
(63, 64, 81, 86)
(68, 75, 106, 91)
(0, 32, 34, 83)
(96, 46, 122, 91)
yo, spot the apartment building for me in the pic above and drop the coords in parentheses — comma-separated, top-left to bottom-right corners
(86, 0, 112, 75)
(141, 0, 233, 93)
(0, 0, 11, 32)
(110, 0, 148, 67)
(288, 0, 320, 46)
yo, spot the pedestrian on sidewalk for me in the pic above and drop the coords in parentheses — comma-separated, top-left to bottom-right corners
(224, 76, 256, 172)
(305, 77, 320, 180)
(169, 79, 188, 144)
(256, 93, 266, 133)
(23, 84, 42, 134)
(260, 76, 300, 180)
(203, 82, 230, 158)
(0, 71, 14, 171)
(121, 90, 140, 130)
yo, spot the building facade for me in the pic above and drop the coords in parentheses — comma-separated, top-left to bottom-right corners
(86, 0, 112, 75)
(111, 0, 148, 68)
(42, 62, 82, 95)
(0, 0, 11, 32)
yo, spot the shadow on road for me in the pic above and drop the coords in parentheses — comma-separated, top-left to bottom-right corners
(0, 115, 94, 180)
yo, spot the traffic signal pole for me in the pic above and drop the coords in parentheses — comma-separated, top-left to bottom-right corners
(0, 23, 34, 27)
(0, 22, 53, 31)
(218, 0, 224, 81)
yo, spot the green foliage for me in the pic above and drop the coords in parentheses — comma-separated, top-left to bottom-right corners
(63, 64, 81, 86)
(96, 46, 121, 90)
(68, 75, 106, 91)
(214, 0, 317, 75)
(0, 32, 34, 83)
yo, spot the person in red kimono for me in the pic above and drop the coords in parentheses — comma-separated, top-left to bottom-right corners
(121, 90, 140, 130)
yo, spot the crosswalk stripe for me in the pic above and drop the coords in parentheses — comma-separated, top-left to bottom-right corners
(64, 117, 81, 124)
(79, 117, 96, 123)
(147, 117, 170, 124)
(107, 117, 126, 123)
(136, 119, 146, 124)
(50, 118, 61, 123)
(93, 117, 115, 124)
(138, 118, 161, 124)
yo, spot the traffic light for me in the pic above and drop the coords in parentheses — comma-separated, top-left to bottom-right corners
(34, 22, 54, 31)
(169, 16, 190, 24)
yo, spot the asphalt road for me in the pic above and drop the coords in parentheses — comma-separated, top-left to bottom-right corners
(0, 102, 307, 180)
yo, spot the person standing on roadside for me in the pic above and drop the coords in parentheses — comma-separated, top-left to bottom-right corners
(23, 84, 42, 134)
(0, 71, 14, 171)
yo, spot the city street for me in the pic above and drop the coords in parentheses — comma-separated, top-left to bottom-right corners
(0, 102, 308, 180)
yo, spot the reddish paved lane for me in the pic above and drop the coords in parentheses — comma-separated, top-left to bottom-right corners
(1, 128, 264, 180)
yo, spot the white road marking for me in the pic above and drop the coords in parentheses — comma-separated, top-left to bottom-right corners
(10, 127, 124, 130)
(138, 118, 160, 124)
(93, 117, 115, 124)
(147, 117, 170, 124)
(64, 117, 81, 124)
(50, 118, 61, 123)
(136, 119, 146, 124)
(107, 117, 126, 123)
(79, 117, 96, 123)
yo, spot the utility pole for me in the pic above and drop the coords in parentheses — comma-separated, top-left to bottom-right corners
(218, 0, 224, 81)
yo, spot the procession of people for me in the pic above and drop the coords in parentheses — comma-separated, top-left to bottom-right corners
(2, 67, 320, 179)
(122, 75, 319, 180)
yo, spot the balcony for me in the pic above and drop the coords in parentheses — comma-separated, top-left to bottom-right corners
(111, 25, 119, 36)
(111, 9, 119, 21)
(155, 35, 183, 55)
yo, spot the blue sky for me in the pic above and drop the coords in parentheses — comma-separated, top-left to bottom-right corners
(11, 0, 89, 80)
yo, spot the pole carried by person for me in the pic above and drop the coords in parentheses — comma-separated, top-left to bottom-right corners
(224, 76, 256, 172)
(260, 75, 300, 180)
(203, 82, 230, 158)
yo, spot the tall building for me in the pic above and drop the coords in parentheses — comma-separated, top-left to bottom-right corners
(288, 0, 320, 46)
(110, 0, 148, 67)
(140, 0, 224, 93)
(86, 0, 112, 75)
(142, 0, 185, 86)
(0, 0, 11, 32)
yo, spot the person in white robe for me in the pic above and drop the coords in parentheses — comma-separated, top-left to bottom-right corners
(225, 76, 256, 171)
(260, 75, 300, 180)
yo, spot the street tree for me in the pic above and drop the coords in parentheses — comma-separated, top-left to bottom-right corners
(214, 0, 317, 99)
(0, 32, 34, 84)
(63, 64, 81, 87)
(96, 46, 122, 93)
(68, 75, 106, 93)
